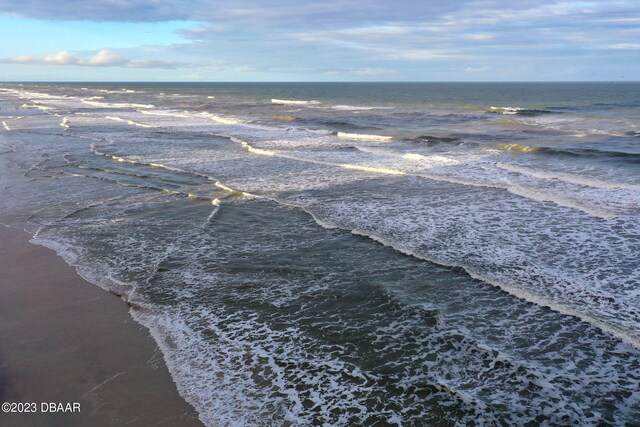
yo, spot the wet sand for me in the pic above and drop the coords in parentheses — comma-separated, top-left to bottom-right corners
(0, 225, 203, 426)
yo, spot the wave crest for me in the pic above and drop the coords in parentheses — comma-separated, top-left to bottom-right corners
(272, 99, 321, 106)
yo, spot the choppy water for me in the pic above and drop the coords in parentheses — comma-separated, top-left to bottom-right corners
(0, 82, 639, 425)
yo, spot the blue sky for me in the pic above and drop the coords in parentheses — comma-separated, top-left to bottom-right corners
(0, 1, 638, 81)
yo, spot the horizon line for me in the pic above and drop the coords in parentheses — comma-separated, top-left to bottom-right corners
(2, 80, 639, 84)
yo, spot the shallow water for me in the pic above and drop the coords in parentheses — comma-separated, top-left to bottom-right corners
(0, 82, 639, 425)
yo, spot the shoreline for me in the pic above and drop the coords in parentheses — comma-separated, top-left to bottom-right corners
(0, 225, 203, 426)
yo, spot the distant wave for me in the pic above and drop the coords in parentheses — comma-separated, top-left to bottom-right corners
(339, 163, 405, 175)
(494, 143, 541, 152)
(497, 162, 640, 190)
(353, 145, 460, 167)
(302, 128, 334, 136)
(488, 106, 555, 116)
(272, 98, 321, 106)
(21, 103, 53, 111)
(214, 181, 256, 197)
(138, 109, 247, 126)
(337, 132, 393, 142)
(401, 153, 460, 166)
(195, 111, 247, 126)
(405, 135, 467, 146)
(231, 137, 277, 157)
(331, 105, 393, 111)
(506, 186, 617, 219)
(272, 115, 296, 122)
(489, 141, 640, 164)
(105, 115, 155, 128)
(140, 110, 191, 118)
(81, 99, 155, 109)
(540, 146, 640, 163)
(295, 118, 372, 133)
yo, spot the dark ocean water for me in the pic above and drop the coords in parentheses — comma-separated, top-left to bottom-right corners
(0, 82, 639, 425)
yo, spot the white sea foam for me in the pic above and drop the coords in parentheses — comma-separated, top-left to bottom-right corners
(111, 155, 137, 164)
(402, 152, 460, 166)
(214, 181, 255, 197)
(464, 270, 640, 351)
(506, 185, 617, 219)
(300, 188, 639, 349)
(304, 128, 333, 136)
(196, 112, 246, 126)
(490, 106, 525, 115)
(340, 163, 405, 175)
(2, 121, 10, 131)
(140, 110, 191, 118)
(337, 132, 393, 142)
(498, 162, 640, 190)
(105, 115, 155, 128)
(331, 105, 393, 111)
(272, 99, 321, 106)
(81, 99, 155, 109)
(232, 137, 277, 156)
(21, 103, 53, 111)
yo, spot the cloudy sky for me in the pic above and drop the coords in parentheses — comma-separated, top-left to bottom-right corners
(0, 1, 638, 81)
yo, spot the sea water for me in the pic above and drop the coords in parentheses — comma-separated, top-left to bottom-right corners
(0, 82, 638, 425)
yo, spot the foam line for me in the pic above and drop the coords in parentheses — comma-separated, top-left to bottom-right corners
(231, 137, 276, 156)
(214, 181, 255, 197)
(331, 105, 393, 111)
(494, 143, 540, 152)
(340, 164, 406, 175)
(105, 115, 155, 128)
(337, 132, 393, 142)
(81, 100, 155, 109)
(506, 186, 618, 219)
(222, 138, 612, 219)
(497, 162, 640, 190)
(272, 99, 321, 106)
(338, 229, 640, 351)
(140, 110, 191, 118)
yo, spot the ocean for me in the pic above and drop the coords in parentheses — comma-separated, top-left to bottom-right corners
(0, 82, 638, 425)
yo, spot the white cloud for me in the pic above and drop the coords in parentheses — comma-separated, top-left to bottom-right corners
(1, 50, 197, 69)
(233, 65, 257, 73)
(352, 67, 395, 76)
(464, 66, 488, 73)
(384, 49, 466, 61)
(86, 50, 127, 66)
(43, 51, 76, 65)
(607, 43, 640, 50)
(465, 33, 496, 41)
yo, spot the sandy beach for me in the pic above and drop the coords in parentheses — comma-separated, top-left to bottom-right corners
(0, 225, 202, 426)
